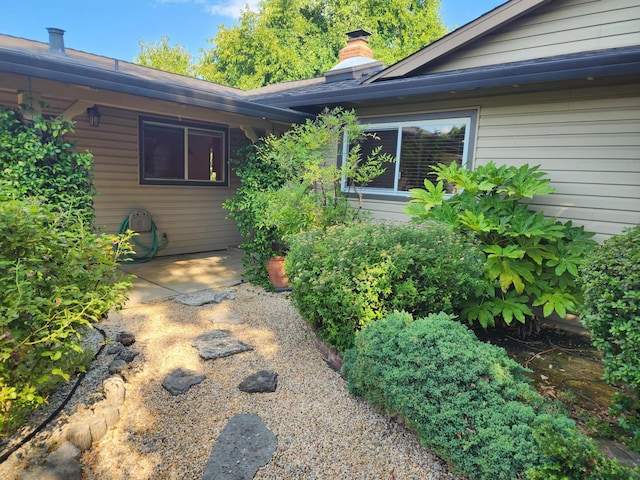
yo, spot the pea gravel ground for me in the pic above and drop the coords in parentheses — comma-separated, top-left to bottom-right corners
(2, 284, 460, 480)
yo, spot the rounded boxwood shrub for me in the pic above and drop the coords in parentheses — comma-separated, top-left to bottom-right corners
(285, 220, 484, 352)
(343, 311, 639, 480)
(580, 225, 640, 448)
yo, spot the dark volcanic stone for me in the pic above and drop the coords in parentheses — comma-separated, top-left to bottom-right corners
(201, 413, 277, 480)
(116, 331, 136, 346)
(238, 370, 278, 393)
(162, 367, 206, 396)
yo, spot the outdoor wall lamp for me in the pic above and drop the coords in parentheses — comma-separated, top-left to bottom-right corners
(86, 105, 101, 128)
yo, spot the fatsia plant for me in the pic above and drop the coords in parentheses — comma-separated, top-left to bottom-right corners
(405, 162, 596, 328)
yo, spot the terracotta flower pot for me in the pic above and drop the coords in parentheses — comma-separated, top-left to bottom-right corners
(266, 256, 289, 289)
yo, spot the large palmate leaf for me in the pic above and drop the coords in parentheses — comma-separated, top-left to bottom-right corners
(497, 164, 555, 199)
(532, 290, 577, 318)
(461, 300, 498, 328)
(492, 292, 533, 325)
(406, 179, 446, 218)
(484, 245, 535, 293)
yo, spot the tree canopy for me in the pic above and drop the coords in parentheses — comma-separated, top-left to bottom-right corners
(135, 0, 446, 90)
(135, 36, 196, 77)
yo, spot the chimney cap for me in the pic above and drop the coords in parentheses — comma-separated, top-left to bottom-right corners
(346, 29, 371, 40)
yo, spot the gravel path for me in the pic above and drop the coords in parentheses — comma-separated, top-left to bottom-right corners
(2, 284, 459, 480)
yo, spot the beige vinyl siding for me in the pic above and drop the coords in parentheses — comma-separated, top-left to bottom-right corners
(83, 107, 247, 256)
(0, 88, 250, 256)
(474, 85, 640, 242)
(353, 83, 640, 242)
(430, 0, 640, 73)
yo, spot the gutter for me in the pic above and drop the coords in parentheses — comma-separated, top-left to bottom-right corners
(0, 50, 311, 123)
(259, 46, 640, 109)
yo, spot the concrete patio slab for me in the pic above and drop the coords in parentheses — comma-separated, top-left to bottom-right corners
(118, 249, 245, 308)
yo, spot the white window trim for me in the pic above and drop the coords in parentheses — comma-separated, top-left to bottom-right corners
(341, 110, 476, 198)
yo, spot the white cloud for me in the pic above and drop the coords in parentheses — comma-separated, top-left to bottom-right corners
(205, 0, 260, 18)
(152, 0, 259, 20)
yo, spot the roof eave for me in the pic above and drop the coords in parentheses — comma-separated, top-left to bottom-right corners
(259, 47, 640, 109)
(0, 51, 310, 123)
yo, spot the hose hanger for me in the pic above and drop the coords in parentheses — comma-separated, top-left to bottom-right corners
(118, 209, 168, 263)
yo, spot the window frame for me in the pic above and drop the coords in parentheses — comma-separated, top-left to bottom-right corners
(341, 109, 477, 199)
(139, 116, 230, 186)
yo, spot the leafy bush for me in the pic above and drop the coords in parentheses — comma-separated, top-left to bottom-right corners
(343, 311, 639, 480)
(286, 221, 484, 351)
(0, 190, 133, 435)
(222, 141, 285, 285)
(528, 418, 640, 479)
(405, 162, 596, 328)
(223, 107, 391, 287)
(580, 225, 640, 449)
(0, 105, 95, 223)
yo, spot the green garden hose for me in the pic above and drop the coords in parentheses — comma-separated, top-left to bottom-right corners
(118, 215, 168, 263)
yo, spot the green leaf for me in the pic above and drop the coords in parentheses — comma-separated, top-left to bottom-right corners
(492, 293, 533, 325)
(51, 368, 70, 382)
(461, 301, 497, 328)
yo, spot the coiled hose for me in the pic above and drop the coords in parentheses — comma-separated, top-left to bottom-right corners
(118, 216, 168, 263)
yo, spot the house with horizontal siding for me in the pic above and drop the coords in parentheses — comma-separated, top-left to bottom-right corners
(0, 30, 308, 256)
(249, 0, 640, 243)
(0, 0, 638, 255)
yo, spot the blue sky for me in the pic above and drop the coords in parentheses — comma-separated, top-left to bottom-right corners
(3, 1, 505, 61)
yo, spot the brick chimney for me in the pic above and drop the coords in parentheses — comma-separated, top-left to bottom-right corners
(339, 29, 373, 62)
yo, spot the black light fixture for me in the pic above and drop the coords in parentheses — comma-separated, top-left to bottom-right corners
(86, 105, 101, 128)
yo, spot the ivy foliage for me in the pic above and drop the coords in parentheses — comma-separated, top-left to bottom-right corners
(286, 221, 484, 351)
(343, 311, 640, 480)
(0, 106, 95, 223)
(405, 162, 596, 328)
(223, 108, 391, 287)
(580, 225, 640, 449)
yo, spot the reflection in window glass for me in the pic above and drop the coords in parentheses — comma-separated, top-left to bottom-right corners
(399, 123, 466, 192)
(345, 115, 470, 196)
(188, 130, 225, 182)
(143, 125, 184, 180)
(140, 118, 227, 185)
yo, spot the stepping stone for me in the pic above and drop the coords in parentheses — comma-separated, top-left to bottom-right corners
(192, 330, 253, 360)
(238, 370, 278, 393)
(201, 413, 277, 480)
(162, 367, 206, 396)
(176, 289, 235, 307)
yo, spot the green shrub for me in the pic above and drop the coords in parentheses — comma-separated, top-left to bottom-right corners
(223, 108, 392, 287)
(0, 105, 95, 223)
(343, 311, 639, 480)
(0, 190, 133, 435)
(286, 221, 484, 352)
(580, 225, 640, 449)
(222, 141, 285, 286)
(405, 162, 596, 328)
(528, 417, 640, 479)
